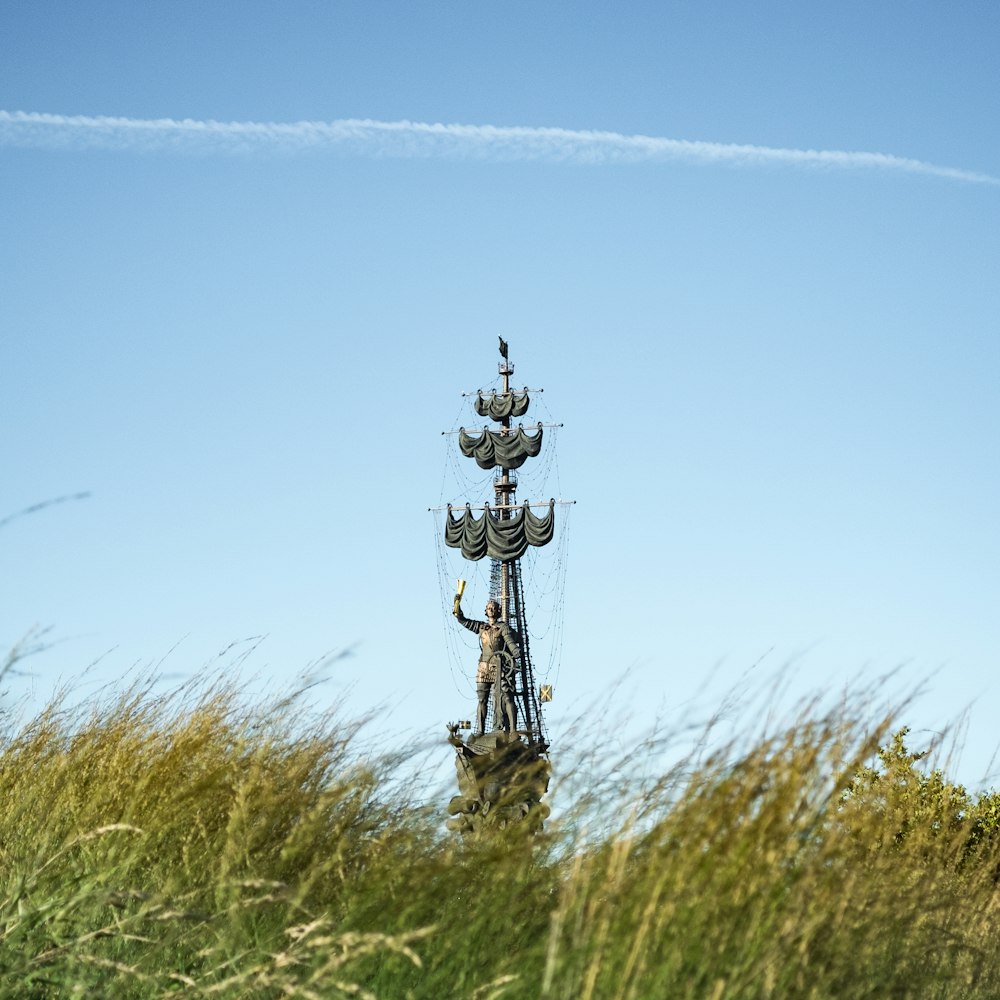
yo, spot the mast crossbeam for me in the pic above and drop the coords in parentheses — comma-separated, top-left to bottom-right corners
(428, 500, 574, 512)
(440, 423, 562, 436)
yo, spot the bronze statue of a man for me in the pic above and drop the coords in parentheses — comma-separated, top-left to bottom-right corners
(454, 597, 520, 736)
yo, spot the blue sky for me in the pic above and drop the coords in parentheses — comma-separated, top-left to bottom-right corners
(2, 3, 998, 787)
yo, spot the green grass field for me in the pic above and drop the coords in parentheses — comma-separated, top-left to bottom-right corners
(2, 666, 999, 999)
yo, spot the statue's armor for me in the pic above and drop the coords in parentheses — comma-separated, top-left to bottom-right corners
(456, 613, 521, 677)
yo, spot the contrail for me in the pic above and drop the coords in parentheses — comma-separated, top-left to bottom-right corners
(1, 109, 996, 186)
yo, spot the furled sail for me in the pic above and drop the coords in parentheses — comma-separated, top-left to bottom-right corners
(474, 390, 530, 421)
(445, 501, 555, 562)
(459, 424, 543, 470)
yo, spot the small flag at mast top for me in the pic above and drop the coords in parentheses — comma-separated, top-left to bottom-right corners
(498, 336, 509, 359)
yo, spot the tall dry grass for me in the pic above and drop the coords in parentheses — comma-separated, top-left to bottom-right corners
(0, 668, 998, 998)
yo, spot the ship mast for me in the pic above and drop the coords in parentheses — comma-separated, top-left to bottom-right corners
(497, 349, 513, 624)
(492, 340, 543, 746)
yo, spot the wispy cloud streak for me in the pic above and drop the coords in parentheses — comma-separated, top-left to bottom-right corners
(1, 110, 996, 185)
